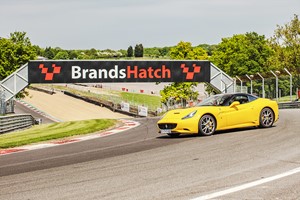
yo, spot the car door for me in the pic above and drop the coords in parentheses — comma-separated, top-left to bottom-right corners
(220, 94, 254, 128)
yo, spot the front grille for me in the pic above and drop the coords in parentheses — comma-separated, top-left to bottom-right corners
(158, 123, 177, 129)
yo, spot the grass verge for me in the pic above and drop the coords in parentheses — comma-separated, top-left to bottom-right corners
(0, 119, 116, 149)
(278, 95, 297, 102)
(120, 92, 161, 109)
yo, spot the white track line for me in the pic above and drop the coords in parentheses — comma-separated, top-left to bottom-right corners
(191, 166, 300, 200)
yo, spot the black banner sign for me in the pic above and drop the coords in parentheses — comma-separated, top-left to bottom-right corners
(28, 60, 211, 83)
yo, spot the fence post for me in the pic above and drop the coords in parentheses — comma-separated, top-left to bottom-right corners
(284, 68, 293, 102)
(257, 73, 265, 98)
(236, 76, 242, 93)
(245, 74, 253, 94)
(270, 70, 279, 102)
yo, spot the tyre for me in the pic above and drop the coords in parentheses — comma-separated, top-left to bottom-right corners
(198, 114, 216, 136)
(259, 107, 274, 128)
(167, 133, 180, 137)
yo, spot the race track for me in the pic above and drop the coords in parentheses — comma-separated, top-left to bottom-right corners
(0, 109, 299, 200)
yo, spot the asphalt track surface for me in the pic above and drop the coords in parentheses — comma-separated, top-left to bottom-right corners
(14, 100, 56, 124)
(0, 109, 299, 200)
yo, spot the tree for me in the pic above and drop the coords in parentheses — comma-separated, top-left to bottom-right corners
(118, 49, 127, 57)
(197, 44, 217, 56)
(158, 47, 170, 57)
(144, 47, 159, 58)
(0, 31, 36, 80)
(127, 46, 133, 57)
(160, 41, 208, 105)
(68, 50, 78, 59)
(134, 44, 143, 57)
(44, 47, 55, 59)
(269, 14, 300, 71)
(32, 45, 44, 56)
(269, 14, 300, 89)
(189, 47, 209, 60)
(169, 41, 208, 60)
(54, 51, 69, 60)
(160, 82, 198, 104)
(86, 48, 98, 59)
(211, 32, 273, 76)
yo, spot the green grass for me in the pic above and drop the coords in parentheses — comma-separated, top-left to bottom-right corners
(0, 119, 116, 149)
(120, 92, 161, 109)
(278, 95, 297, 102)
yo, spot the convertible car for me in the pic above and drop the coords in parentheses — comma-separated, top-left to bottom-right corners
(158, 93, 279, 137)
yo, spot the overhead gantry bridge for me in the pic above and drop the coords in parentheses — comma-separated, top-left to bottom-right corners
(0, 60, 234, 102)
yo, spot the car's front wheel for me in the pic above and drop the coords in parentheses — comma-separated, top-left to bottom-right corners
(198, 114, 216, 136)
(259, 107, 274, 128)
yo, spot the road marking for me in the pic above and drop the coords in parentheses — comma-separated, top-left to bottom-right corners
(191, 166, 300, 200)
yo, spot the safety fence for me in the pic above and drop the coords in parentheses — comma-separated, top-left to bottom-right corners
(0, 114, 34, 134)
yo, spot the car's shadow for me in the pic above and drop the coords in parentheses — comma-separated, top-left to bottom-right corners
(156, 125, 277, 139)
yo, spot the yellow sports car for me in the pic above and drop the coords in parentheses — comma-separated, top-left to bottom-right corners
(158, 93, 279, 137)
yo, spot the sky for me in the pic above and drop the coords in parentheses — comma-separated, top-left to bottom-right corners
(0, 0, 299, 50)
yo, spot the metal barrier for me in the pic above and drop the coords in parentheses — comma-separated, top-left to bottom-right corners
(278, 101, 300, 109)
(0, 114, 35, 134)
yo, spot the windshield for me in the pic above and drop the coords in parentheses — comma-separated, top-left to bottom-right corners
(197, 94, 232, 106)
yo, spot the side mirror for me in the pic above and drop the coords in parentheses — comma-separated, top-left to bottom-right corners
(230, 101, 240, 108)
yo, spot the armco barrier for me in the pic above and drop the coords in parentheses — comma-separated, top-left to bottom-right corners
(29, 86, 55, 95)
(278, 101, 300, 109)
(0, 114, 35, 134)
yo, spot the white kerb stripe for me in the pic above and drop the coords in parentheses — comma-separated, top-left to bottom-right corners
(191, 166, 300, 200)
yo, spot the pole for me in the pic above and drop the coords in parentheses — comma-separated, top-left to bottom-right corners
(236, 76, 242, 93)
(257, 73, 265, 98)
(245, 74, 253, 94)
(284, 68, 293, 102)
(233, 78, 236, 93)
(270, 70, 278, 102)
(0, 86, 5, 115)
(220, 72, 223, 93)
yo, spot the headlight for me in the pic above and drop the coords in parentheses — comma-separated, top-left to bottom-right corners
(182, 110, 197, 120)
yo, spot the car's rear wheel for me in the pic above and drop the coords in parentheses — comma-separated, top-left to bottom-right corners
(198, 114, 216, 136)
(259, 107, 274, 128)
(167, 133, 180, 137)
